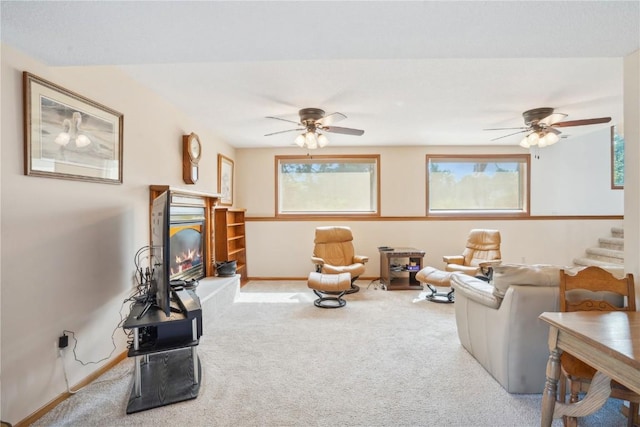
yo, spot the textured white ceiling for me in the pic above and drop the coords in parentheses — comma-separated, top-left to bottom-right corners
(2, 1, 638, 148)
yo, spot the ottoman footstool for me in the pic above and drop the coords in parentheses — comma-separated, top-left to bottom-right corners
(415, 266, 455, 303)
(307, 272, 352, 308)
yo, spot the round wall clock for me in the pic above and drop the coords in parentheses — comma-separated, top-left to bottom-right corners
(182, 132, 202, 184)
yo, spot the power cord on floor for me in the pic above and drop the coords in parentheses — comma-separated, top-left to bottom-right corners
(367, 278, 381, 290)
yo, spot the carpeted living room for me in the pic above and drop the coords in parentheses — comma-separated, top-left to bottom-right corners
(28, 279, 632, 426)
(1, 2, 640, 427)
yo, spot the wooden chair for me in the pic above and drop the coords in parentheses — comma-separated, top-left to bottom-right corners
(558, 266, 639, 427)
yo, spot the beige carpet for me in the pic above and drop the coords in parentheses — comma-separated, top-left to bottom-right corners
(34, 280, 628, 426)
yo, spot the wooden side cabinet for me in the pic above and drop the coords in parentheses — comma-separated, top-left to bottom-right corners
(214, 207, 247, 284)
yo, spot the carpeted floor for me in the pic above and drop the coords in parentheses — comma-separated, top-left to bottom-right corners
(34, 280, 629, 426)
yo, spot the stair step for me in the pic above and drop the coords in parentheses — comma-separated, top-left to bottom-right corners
(583, 247, 624, 264)
(573, 257, 625, 271)
(599, 237, 624, 251)
(611, 226, 624, 238)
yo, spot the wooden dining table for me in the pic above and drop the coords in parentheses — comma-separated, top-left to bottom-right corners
(539, 311, 640, 426)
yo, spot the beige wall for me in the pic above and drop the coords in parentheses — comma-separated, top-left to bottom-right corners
(236, 134, 624, 279)
(0, 45, 235, 424)
(244, 219, 622, 279)
(237, 141, 623, 218)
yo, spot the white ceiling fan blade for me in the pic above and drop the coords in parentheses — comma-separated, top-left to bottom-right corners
(539, 112, 568, 126)
(266, 116, 301, 126)
(318, 112, 347, 126)
(323, 126, 364, 136)
(489, 129, 529, 141)
(264, 128, 305, 136)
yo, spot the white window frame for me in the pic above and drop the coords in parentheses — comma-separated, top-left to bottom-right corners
(426, 154, 530, 218)
(276, 155, 380, 218)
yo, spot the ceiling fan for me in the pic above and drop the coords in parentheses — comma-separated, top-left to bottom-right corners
(485, 107, 611, 148)
(265, 108, 364, 149)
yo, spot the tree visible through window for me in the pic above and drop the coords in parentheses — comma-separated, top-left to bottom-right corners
(611, 125, 624, 189)
(426, 154, 530, 217)
(276, 155, 379, 216)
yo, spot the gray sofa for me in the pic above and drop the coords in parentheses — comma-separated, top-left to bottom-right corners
(450, 264, 563, 394)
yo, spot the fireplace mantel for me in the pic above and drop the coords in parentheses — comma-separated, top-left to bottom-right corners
(149, 185, 222, 277)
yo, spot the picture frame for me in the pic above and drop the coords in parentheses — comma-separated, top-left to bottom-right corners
(218, 154, 234, 206)
(611, 125, 624, 190)
(23, 72, 124, 184)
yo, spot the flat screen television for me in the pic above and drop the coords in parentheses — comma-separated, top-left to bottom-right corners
(142, 190, 172, 318)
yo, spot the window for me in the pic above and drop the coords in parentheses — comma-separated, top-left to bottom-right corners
(611, 125, 624, 189)
(426, 154, 530, 217)
(276, 155, 380, 217)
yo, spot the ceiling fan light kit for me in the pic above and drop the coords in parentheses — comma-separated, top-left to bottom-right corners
(519, 130, 560, 148)
(486, 107, 611, 148)
(265, 107, 364, 150)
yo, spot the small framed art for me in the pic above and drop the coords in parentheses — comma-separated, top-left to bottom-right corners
(218, 154, 234, 206)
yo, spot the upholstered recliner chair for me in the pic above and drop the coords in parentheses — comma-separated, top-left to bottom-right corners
(311, 226, 369, 293)
(417, 229, 502, 302)
(444, 229, 502, 275)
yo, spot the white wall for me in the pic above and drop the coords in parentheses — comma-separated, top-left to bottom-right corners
(236, 131, 624, 279)
(237, 137, 622, 218)
(0, 45, 235, 424)
(244, 219, 621, 279)
(624, 49, 640, 305)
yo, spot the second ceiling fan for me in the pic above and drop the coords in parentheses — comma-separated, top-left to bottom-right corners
(265, 108, 364, 149)
(485, 107, 611, 148)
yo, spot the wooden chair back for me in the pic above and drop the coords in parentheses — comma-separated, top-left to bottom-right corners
(559, 266, 636, 313)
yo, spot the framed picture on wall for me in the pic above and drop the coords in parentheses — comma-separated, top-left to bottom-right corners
(23, 72, 124, 184)
(218, 154, 234, 206)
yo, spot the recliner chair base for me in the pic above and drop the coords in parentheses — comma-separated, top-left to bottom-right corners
(344, 281, 360, 294)
(313, 289, 347, 308)
(425, 284, 455, 303)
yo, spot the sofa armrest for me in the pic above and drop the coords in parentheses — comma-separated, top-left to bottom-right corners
(453, 280, 560, 393)
(451, 273, 501, 309)
(478, 259, 502, 275)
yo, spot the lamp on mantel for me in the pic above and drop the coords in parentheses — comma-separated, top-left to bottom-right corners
(294, 127, 330, 150)
(519, 129, 560, 148)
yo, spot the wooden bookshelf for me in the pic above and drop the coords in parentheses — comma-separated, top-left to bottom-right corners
(214, 207, 247, 284)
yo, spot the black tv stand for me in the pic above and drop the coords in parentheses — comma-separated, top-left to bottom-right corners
(136, 299, 157, 320)
(122, 289, 203, 414)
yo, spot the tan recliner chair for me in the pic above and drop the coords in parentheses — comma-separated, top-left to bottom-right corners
(444, 229, 502, 275)
(311, 226, 369, 293)
(417, 229, 502, 302)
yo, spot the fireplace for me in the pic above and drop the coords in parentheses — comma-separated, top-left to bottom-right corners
(169, 206, 205, 282)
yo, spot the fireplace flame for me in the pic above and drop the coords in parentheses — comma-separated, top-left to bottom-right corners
(171, 249, 202, 276)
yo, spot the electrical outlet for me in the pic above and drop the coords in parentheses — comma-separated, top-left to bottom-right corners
(58, 333, 68, 349)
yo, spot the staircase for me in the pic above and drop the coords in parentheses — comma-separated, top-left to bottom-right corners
(573, 227, 624, 274)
